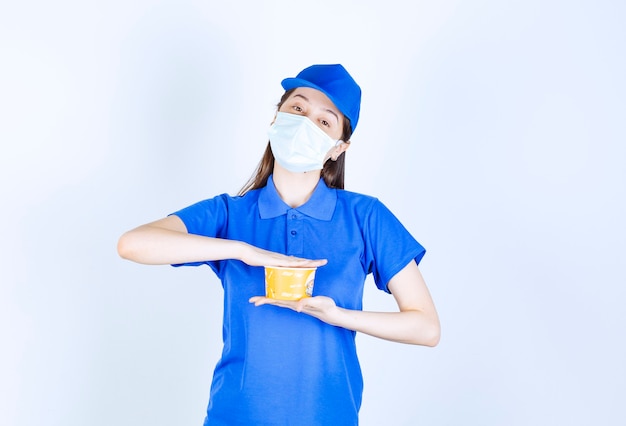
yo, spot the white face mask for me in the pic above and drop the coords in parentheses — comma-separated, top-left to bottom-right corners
(268, 112, 340, 173)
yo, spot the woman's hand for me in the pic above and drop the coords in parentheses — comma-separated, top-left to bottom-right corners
(238, 244, 327, 268)
(249, 295, 340, 325)
(250, 261, 441, 347)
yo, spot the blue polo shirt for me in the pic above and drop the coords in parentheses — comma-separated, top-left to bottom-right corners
(172, 175, 425, 426)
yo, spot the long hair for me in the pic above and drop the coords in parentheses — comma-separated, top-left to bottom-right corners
(238, 89, 353, 195)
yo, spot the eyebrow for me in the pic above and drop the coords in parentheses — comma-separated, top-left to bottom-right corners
(292, 94, 340, 123)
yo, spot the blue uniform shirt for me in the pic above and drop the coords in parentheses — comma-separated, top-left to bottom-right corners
(172, 175, 425, 426)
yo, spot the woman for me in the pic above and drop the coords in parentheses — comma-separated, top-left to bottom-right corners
(117, 64, 440, 426)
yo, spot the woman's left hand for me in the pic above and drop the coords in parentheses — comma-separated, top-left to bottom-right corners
(249, 295, 340, 325)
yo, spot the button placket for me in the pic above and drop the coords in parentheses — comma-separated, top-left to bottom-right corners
(286, 209, 303, 256)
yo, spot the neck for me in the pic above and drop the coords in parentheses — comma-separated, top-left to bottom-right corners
(272, 165, 321, 208)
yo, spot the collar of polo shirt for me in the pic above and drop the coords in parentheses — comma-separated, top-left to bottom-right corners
(258, 175, 337, 221)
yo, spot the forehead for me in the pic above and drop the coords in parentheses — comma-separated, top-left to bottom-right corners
(287, 87, 342, 115)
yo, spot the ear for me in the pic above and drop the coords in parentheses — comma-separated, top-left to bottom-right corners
(330, 140, 351, 161)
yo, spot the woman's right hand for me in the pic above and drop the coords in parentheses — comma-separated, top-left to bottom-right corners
(238, 243, 327, 268)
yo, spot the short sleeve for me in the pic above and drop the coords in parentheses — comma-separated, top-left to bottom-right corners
(168, 194, 230, 275)
(362, 199, 426, 293)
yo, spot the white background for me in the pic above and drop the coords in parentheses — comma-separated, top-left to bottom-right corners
(1, 1, 625, 425)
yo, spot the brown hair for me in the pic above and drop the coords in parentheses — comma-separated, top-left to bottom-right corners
(238, 89, 353, 195)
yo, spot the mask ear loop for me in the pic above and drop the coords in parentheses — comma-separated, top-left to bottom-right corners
(330, 140, 350, 161)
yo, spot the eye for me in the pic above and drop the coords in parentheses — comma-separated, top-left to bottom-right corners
(320, 119, 330, 127)
(292, 105, 303, 112)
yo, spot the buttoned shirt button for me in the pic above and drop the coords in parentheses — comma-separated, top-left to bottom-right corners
(290, 230, 297, 236)
(291, 214, 297, 219)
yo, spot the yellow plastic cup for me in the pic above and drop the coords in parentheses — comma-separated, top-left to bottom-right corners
(264, 266, 317, 300)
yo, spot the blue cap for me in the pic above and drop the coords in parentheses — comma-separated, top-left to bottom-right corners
(281, 64, 361, 133)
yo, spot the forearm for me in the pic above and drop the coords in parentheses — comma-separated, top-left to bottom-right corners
(117, 224, 244, 265)
(320, 262, 440, 346)
(329, 307, 441, 347)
